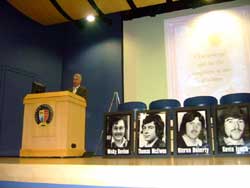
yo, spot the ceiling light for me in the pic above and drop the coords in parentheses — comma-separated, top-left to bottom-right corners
(86, 15, 95, 22)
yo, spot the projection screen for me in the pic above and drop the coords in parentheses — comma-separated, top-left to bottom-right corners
(123, 0, 250, 105)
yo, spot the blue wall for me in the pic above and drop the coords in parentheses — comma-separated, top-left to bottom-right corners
(61, 17, 123, 155)
(0, 2, 63, 89)
(0, 2, 63, 156)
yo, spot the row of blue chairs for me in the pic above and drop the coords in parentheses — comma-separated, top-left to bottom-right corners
(118, 93, 250, 118)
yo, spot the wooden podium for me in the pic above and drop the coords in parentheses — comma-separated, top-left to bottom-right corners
(20, 91, 87, 157)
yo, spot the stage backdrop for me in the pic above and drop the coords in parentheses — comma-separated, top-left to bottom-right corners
(123, 0, 250, 104)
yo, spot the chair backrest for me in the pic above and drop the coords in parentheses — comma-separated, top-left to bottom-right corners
(118, 101, 147, 119)
(220, 93, 250, 105)
(184, 96, 218, 107)
(149, 99, 181, 120)
(149, 99, 181, 110)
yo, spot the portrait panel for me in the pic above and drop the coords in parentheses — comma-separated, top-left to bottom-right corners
(104, 112, 133, 156)
(136, 110, 170, 156)
(174, 107, 212, 156)
(214, 104, 250, 155)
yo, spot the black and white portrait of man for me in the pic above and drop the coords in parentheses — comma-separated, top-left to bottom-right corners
(137, 111, 168, 156)
(175, 109, 211, 156)
(215, 105, 250, 155)
(105, 113, 132, 156)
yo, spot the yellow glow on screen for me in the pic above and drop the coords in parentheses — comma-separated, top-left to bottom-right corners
(189, 10, 242, 50)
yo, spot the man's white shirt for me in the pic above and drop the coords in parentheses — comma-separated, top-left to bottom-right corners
(73, 85, 80, 94)
(182, 134, 202, 147)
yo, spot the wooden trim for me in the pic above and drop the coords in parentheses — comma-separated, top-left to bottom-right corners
(127, 0, 137, 10)
(88, 0, 104, 16)
(23, 91, 87, 106)
(20, 149, 84, 157)
(49, 0, 74, 21)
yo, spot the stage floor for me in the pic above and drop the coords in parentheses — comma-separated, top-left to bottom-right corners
(0, 156, 250, 188)
(1, 156, 250, 165)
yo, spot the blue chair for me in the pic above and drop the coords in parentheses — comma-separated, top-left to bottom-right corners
(149, 99, 181, 119)
(118, 101, 147, 120)
(184, 96, 218, 107)
(220, 93, 250, 105)
(149, 99, 181, 110)
(184, 96, 218, 124)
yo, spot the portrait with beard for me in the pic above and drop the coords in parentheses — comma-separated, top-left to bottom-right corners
(177, 110, 207, 148)
(217, 105, 249, 147)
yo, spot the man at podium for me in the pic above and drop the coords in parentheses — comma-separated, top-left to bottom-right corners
(69, 73, 87, 100)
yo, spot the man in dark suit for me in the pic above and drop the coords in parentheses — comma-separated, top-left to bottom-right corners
(69, 73, 87, 100)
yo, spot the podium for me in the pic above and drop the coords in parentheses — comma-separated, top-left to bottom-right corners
(20, 91, 87, 157)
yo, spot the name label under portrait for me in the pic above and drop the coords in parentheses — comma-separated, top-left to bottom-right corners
(138, 148, 167, 155)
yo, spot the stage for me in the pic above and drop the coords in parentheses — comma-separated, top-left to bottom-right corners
(0, 156, 250, 188)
